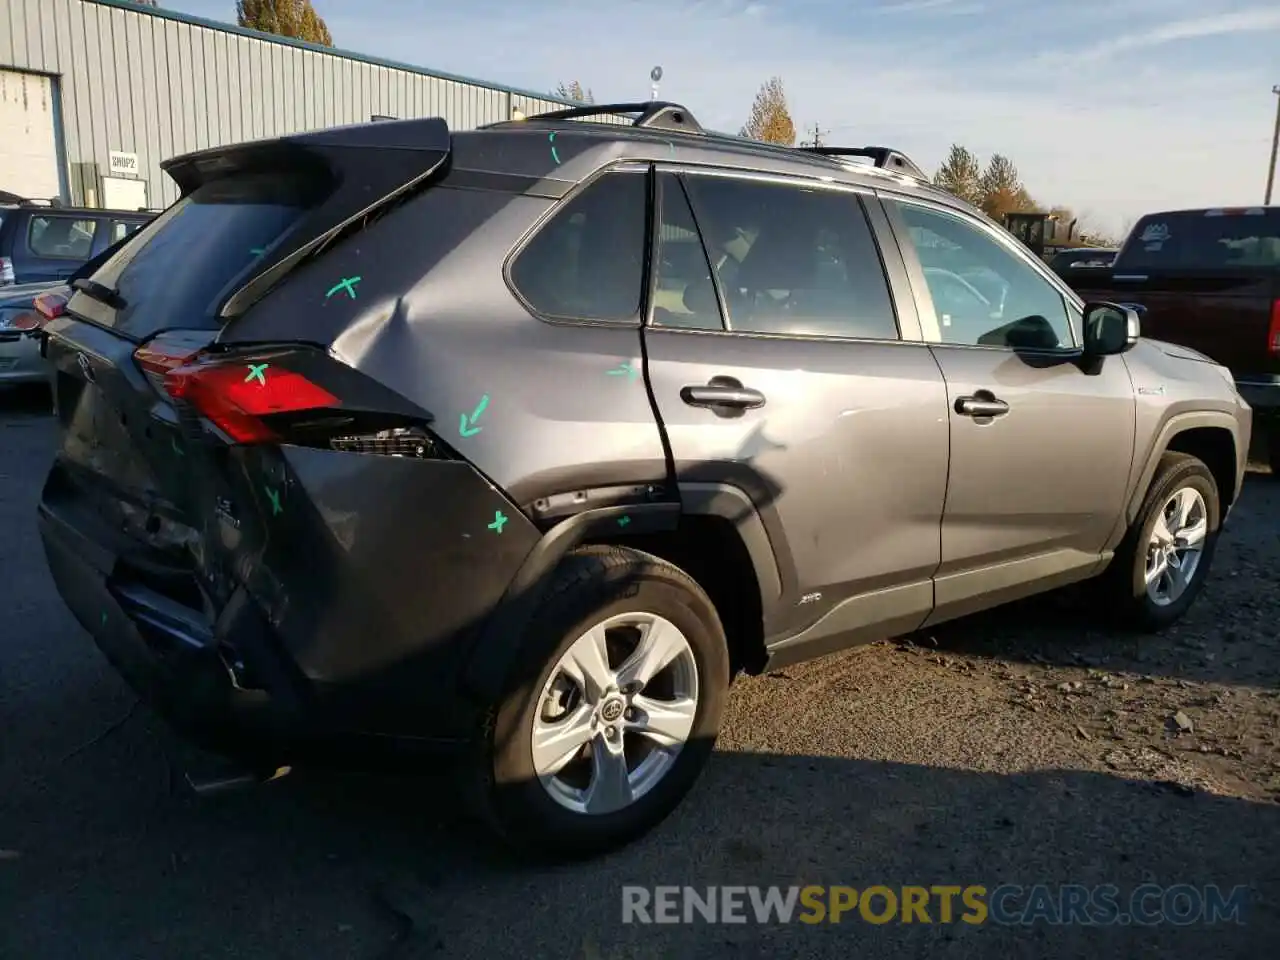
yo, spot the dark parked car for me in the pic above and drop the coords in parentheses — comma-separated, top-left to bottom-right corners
(36, 105, 1250, 859)
(0, 200, 151, 286)
(1069, 207, 1280, 472)
(1047, 245, 1117, 280)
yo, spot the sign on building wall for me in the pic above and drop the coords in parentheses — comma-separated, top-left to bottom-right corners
(108, 151, 140, 177)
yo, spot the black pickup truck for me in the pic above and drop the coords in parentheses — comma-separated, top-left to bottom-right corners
(1068, 206, 1280, 472)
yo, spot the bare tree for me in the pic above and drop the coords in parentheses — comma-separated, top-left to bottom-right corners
(553, 81, 595, 104)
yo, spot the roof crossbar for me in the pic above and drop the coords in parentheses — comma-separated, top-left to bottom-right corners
(525, 101, 705, 135)
(800, 145, 928, 181)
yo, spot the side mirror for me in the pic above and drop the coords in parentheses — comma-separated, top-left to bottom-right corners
(1082, 301, 1140, 356)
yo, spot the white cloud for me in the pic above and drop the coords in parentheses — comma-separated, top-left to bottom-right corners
(1044, 6, 1280, 63)
(877, 0, 986, 14)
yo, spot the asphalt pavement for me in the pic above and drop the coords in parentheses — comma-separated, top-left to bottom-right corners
(1, 385, 1276, 959)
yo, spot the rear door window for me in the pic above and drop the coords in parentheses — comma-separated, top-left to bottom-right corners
(1116, 209, 1280, 271)
(80, 171, 326, 336)
(509, 170, 647, 323)
(29, 216, 98, 259)
(680, 174, 900, 340)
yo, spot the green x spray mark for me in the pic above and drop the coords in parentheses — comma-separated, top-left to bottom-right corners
(487, 510, 508, 534)
(325, 276, 362, 300)
(265, 485, 282, 517)
(458, 394, 490, 438)
(244, 363, 269, 385)
(607, 361, 639, 383)
(617, 515, 631, 527)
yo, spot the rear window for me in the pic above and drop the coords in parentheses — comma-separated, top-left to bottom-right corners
(1115, 210, 1280, 271)
(82, 171, 325, 336)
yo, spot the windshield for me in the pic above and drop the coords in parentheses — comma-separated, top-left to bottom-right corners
(1115, 209, 1280, 271)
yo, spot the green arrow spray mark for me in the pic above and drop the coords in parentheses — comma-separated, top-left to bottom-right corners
(458, 394, 490, 438)
(607, 361, 639, 383)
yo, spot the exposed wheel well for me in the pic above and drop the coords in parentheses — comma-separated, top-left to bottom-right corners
(583, 515, 767, 676)
(1164, 427, 1238, 508)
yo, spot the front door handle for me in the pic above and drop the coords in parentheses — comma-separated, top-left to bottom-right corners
(955, 391, 1009, 419)
(680, 376, 766, 414)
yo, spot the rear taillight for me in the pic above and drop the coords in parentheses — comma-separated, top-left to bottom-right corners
(135, 348, 340, 443)
(1270, 300, 1280, 358)
(0, 257, 14, 286)
(34, 290, 68, 322)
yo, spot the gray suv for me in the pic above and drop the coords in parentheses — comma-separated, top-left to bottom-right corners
(35, 103, 1251, 859)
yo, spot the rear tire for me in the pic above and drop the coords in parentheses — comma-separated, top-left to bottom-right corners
(1101, 452, 1220, 631)
(474, 545, 729, 860)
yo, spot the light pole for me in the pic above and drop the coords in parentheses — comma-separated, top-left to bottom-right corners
(1266, 84, 1280, 205)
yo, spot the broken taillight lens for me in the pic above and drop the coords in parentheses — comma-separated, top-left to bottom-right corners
(135, 347, 341, 443)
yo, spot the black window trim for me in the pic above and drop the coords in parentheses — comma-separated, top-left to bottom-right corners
(882, 193, 1084, 353)
(26, 213, 101, 261)
(644, 163, 911, 345)
(502, 160, 654, 329)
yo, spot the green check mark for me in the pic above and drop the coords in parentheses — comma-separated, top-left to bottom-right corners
(458, 394, 489, 438)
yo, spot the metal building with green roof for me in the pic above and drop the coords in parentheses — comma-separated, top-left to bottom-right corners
(0, 0, 576, 210)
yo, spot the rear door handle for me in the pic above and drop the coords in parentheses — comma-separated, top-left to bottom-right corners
(955, 392, 1009, 419)
(680, 377, 766, 412)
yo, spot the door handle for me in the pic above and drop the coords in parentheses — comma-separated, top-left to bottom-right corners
(955, 392, 1009, 419)
(680, 376, 766, 412)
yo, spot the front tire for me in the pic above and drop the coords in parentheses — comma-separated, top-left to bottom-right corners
(475, 545, 729, 860)
(1103, 452, 1220, 631)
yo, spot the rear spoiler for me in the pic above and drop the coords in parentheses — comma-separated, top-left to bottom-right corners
(799, 146, 928, 181)
(162, 117, 452, 319)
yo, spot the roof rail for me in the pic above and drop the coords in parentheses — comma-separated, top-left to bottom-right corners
(800, 146, 929, 181)
(523, 101, 705, 135)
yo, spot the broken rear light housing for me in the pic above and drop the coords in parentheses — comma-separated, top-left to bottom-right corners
(133, 343, 445, 458)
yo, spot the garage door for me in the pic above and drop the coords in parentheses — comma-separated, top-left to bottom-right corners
(0, 69, 60, 202)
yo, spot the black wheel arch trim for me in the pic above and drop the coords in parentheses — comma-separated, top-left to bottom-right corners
(1121, 410, 1243, 531)
(460, 483, 784, 703)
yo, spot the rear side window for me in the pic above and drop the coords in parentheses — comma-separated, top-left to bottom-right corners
(680, 175, 899, 340)
(85, 171, 325, 335)
(29, 216, 98, 258)
(1116, 210, 1280, 270)
(510, 171, 647, 323)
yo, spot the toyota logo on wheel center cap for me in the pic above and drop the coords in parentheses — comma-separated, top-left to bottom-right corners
(600, 699, 625, 723)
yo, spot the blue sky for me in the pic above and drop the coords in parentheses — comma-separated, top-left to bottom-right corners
(163, 0, 1280, 236)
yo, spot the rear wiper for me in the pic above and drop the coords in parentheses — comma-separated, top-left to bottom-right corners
(71, 278, 127, 310)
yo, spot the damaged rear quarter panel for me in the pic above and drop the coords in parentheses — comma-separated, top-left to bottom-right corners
(219, 183, 669, 524)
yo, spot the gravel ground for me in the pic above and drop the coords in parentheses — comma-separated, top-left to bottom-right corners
(1, 385, 1277, 959)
